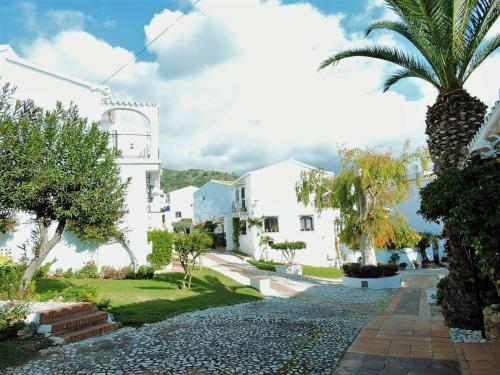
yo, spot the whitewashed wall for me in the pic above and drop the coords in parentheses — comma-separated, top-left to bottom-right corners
(0, 45, 161, 271)
(232, 161, 338, 267)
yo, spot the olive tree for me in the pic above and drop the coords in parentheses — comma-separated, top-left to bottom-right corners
(173, 231, 212, 289)
(0, 92, 128, 292)
(296, 144, 425, 266)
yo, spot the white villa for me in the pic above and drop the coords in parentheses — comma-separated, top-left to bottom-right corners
(194, 180, 235, 248)
(0, 44, 165, 270)
(162, 186, 199, 231)
(228, 160, 339, 267)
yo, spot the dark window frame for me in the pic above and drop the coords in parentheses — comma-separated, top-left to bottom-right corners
(264, 216, 279, 233)
(300, 215, 314, 231)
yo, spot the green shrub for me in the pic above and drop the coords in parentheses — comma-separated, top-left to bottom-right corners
(125, 270, 136, 279)
(436, 276, 449, 306)
(75, 261, 98, 279)
(389, 253, 401, 264)
(147, 230, 173, 270)
(53, 268, 64, 277)
(412, 260, 420, 269)
(0, 302, 28, 339)
(0, 255, 24, 300)
(399, 262, 408, 270)
(35, 258, 58, 278)
(136, 265, 155, 280)
(63, 268, 74, 278)
(342, 263, 398, 278)
(270, 241, 306, 264)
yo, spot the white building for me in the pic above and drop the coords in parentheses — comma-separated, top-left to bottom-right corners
(0, 44, 164, 271)
(229, 160, 339, 267)
(161, 186, 198, 231)
(194, 180, 235, 249)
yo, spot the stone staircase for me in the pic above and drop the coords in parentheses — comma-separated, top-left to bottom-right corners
(36, 303, 120, 344)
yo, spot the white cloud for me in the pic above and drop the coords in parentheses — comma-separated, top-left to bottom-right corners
(18, 0, 499, 173)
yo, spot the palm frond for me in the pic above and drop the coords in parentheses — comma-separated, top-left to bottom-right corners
(383, 68, 440, 91)
(463, 34, 500, 83)
(457, 0, 499, 82)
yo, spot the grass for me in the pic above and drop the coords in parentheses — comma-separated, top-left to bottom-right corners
(33, 268, 262, 326)
(0, 336, 52, 370)
(247, 259, 343, 279)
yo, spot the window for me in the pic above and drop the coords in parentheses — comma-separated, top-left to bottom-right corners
(241, 187, 246, 209)
(175, 211, 182, 218)
(264, 217, 279, 233)
(240, 220, 247, 235)
(300, 216, 314, 231)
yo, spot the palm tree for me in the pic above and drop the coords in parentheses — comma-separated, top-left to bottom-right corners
(320, 0, 499, 330)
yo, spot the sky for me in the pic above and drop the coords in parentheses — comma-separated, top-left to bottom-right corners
(0, 0, 498, 174)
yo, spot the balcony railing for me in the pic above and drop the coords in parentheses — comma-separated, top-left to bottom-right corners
(109, 132, 151, 158)
(231, 200, 247, 213)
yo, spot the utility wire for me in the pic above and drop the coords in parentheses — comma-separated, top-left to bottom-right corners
(102, 0, 202, 84)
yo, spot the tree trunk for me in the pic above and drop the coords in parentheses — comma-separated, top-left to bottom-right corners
(360, 232, 377, 266)
(426, 89, 495, 330)
(20, 218, 66, 292)
(432, 239, 440, 264)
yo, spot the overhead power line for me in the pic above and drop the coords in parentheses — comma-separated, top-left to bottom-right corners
(102, 0, 202, 84)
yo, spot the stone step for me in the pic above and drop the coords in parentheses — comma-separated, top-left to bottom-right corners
(39, 303, 98, 324)
(50, 311, 109, 335)
(61, 322, 121, 344)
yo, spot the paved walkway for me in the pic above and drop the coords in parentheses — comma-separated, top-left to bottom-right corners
(204, 252, 393, 315)
(334, 271, 500, 375)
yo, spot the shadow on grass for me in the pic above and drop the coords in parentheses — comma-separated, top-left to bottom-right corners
(111, 275, 262, 326)
(33, 272, 262, 327)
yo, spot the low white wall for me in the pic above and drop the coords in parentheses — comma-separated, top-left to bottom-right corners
(343, 274, 401, 289)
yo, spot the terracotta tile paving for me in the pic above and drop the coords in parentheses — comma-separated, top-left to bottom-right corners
(334, 273, 500, 374)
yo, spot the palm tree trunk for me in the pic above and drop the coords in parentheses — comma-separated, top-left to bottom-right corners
(426, 88, 496, 330)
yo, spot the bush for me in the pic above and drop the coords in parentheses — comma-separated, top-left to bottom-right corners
(0, 302, 28, 339)
(412, 260, 420, 269)
(75, 261, 98, 279)
(399, 262, 408, 270)
(342, 263, 398, 278)
(436, 276, 449, 306)
(0, 255, 24, 299)
(125, 270, 137, 279)
(389, 253, 401, 264)
(35, 258, 57, 278)
(270, 241, 307, 264)
(63, 268, 74, 278)
(53, 268, 64, 277)
(147, 230, 173, 270)
(136, 265, 155, 280)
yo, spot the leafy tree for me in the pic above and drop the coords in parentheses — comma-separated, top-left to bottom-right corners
(270, 241, 307, 265)
(0, 94, 128, 292)
(319, 0, 498, 328)
(420, 157, 500, 328)
(297, 144, 424, 266)
(147, 230, 173, 270)
(173, 231, 213, 289)
(173, 218, 193, 233)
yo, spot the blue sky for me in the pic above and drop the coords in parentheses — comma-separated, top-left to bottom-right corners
(0, 0, 498, 172)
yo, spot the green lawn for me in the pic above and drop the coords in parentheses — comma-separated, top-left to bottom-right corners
(33, 268, 262, 326)
(247, 260, 343, 279)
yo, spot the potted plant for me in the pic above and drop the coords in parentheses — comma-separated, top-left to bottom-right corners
(399, 262, 408, 270)
(412, 260, 420, 269)
(271, 241, 306, 275)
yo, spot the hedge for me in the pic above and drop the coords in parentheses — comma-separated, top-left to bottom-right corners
(147, 230, 173, 270)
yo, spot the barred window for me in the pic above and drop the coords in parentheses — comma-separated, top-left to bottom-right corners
(300, 216, 314, 231)
(264, 217, 279, 233)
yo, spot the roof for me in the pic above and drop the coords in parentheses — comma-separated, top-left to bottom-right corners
(0, 44, 113, 96)
(232, 159, 329, 185)
(168, 186, 199, 195)
(210, 180, 234, 185)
